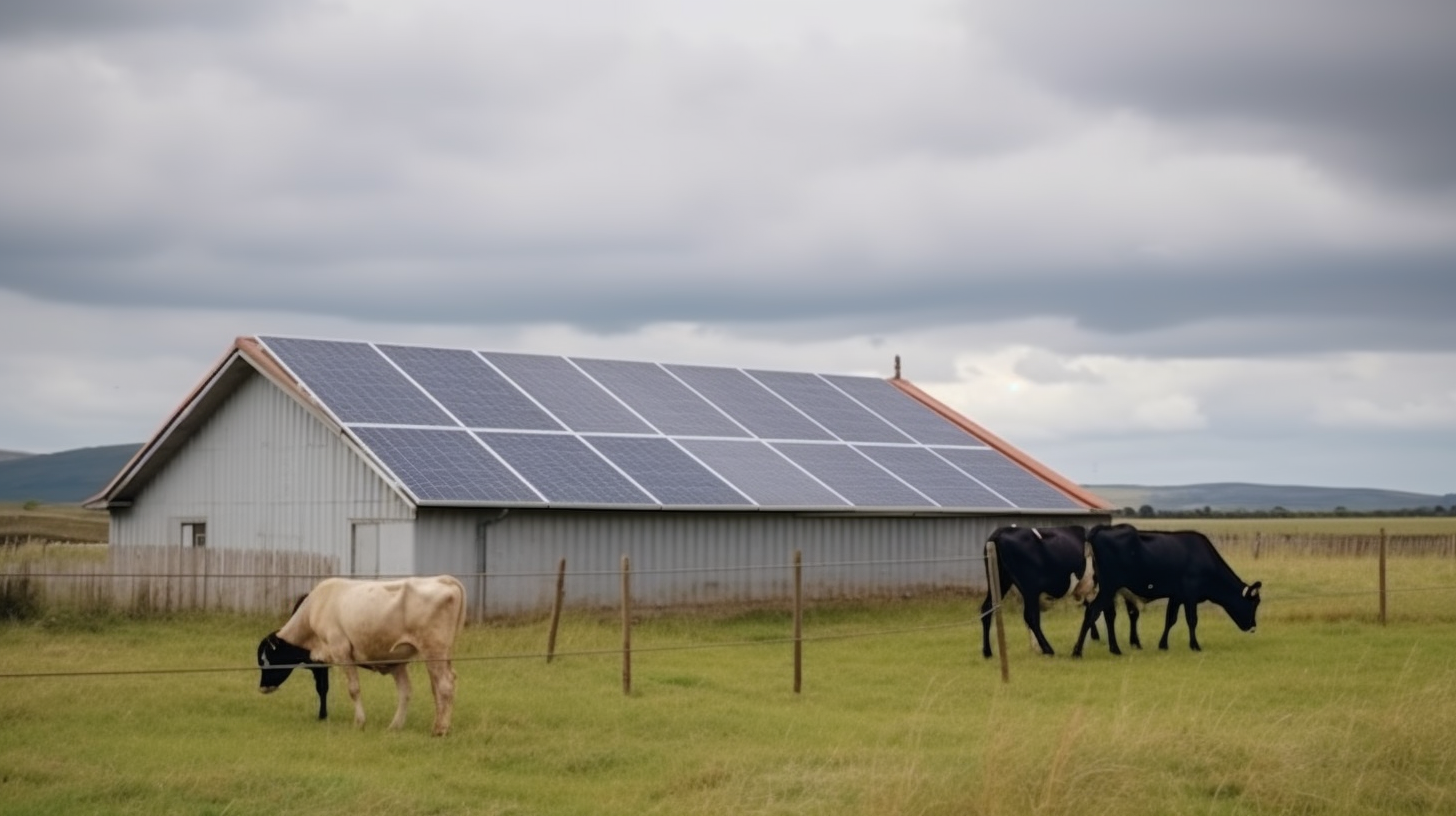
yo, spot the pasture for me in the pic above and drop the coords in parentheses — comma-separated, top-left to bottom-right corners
(5, 546, 1456, 816)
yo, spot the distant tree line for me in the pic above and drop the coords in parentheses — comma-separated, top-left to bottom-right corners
(1113, 505, 1450, 519)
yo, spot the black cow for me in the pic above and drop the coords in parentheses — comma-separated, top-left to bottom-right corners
(1072, 524, 1262, 657)
(981, 525, 1101, 657)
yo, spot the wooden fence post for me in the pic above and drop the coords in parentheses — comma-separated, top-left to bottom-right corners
(621, 555, 632, 696)
(1379, 528, 1387, 626)
(546, 558, 566, 663)
(793, 549, 803, 695)
(986, 541, 1009, 684)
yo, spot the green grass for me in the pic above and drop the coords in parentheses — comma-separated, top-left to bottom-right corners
(4, 554, 1456, 816)
(0, 502, 109, 544)
(1151, 516, 1456, 536)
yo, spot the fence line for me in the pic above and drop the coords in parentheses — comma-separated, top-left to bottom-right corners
(0, 608, 996, 681)
(1215, 532, 1456, 559)
(5, 532, 1456, 620)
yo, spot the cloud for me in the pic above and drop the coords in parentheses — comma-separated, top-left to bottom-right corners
(0, 0, 303, 39)
(970, 0, 1456, 193)
(1, 1, 1454, 495)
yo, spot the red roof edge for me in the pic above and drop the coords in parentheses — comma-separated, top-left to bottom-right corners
(85, 336, 313, 509)
(889, 378, 1115, 511)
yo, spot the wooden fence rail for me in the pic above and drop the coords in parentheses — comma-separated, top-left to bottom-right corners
(2, 546, 336, 616)
(4, 534, 1456, 620)
(1213, 533, 1456, 559)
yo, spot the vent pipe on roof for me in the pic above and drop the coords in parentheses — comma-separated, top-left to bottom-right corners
(893, 355, 901, 380)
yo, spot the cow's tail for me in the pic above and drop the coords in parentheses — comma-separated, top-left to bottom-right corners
(449, 575, 468, 633)
(1072, 542, 1097, 602)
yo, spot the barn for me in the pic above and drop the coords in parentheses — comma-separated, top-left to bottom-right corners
(86, 335, 1113, 618)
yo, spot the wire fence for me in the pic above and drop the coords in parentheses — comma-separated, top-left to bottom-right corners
(5, 531, 1456, 685)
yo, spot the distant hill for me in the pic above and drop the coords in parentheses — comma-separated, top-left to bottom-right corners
(0, 449, 31, 463)
(0, 444, 140, 504)
(1089, 483, 1455, 513)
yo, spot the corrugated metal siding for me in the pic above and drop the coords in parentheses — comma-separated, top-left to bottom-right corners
(415, 508, 1108, 618)
(111, 372, 414, 568)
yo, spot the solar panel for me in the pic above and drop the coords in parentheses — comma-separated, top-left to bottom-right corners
(854, 445, 1012, 508)
(350, 427, 540, 503)
(748, 370, 912, 443)
(932, 447, 1081, 509)
(476, 432, 655, 506)
(771, 443, 933, 508)
(263, 337, 454, 426)
(257, 335, 1087, 512)
(572, 358, 748, 438)
(677, 439, 848, 508)
(823, 375, 983, 446)
(585, 436, 752, 507)
(482, 352, 653, 434)
(378, 345, 563, 431)
(664, 364, 833, 440)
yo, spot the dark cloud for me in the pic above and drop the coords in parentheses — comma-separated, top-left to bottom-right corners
(4, 242, 1451, 356)
(0, 0, 304, 39)
(975, 0, 1456, 192)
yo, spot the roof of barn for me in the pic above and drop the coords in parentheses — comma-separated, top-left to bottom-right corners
(87, 336, 1112, 514)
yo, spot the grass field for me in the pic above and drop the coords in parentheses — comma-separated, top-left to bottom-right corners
(4, 548, 1456, 816)
(1141, 516, 1456, 536)
(0, 502, 109, 544)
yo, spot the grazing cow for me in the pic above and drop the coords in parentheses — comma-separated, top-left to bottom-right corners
(257, 575, 466, 736)
(1072, 524, 1261, 657)
(980, 525, 1101, 657)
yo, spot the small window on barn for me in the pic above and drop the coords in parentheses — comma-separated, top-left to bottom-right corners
(181, 522, 207, 548)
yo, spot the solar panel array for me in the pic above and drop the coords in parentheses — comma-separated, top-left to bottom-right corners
(258, 336, 1082, 511)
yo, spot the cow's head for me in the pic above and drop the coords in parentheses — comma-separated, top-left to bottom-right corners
(257, 632, 311, 693)
(1231, 581, 1263, 632)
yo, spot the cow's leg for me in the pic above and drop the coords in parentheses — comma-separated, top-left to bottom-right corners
(1125, 597, 1142, 650)
(424, 656, 457, 737)
(1102, 599, 1122, 655)
(342, 664, 366, 728)
(1186, 602, 1202, 651)
(387, 664, 412, 730)
(1158, 601, 1180, 650)
(1023, 595, 1055, 656)
(310, 666, 330, 720)
(1084, 602, 1101, 641)
(1073, 595, 1115, 657)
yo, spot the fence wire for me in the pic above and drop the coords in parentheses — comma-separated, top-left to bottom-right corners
(0, 606, 1000, 680)
(8, 537, 1456, 681)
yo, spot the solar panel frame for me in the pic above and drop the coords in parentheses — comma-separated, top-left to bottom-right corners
(377, 344, 564, 431)
(747, 370, 913, 444)
(256, 335, 1090, 513)
(822, 375, 985, 446)
(476, 431, 657, 507)
(481, 352, 654, 434)
(770, 442, 935, 508)
(349, 427, 542, 504)
(854, 445, 1013, 509)
(584, 436, 753, 507)
(572, 358, 749, 438)
(676, 439, 849, 508)
(931, 447, 1082, 510)
(261, 337, 455, 427)
(663, 364, 834, 441)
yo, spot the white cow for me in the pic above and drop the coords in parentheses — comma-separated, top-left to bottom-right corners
(257, 575, 466, 736)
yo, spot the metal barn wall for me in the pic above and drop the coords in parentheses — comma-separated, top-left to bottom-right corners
(110, 371, 415, 569)
(414, 508, 1108, 618)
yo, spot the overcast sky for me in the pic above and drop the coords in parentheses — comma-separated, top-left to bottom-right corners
(1, 0, 1453, 495)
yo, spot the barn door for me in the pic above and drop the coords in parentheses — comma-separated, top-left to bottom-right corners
(351, 523, 380, 577)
